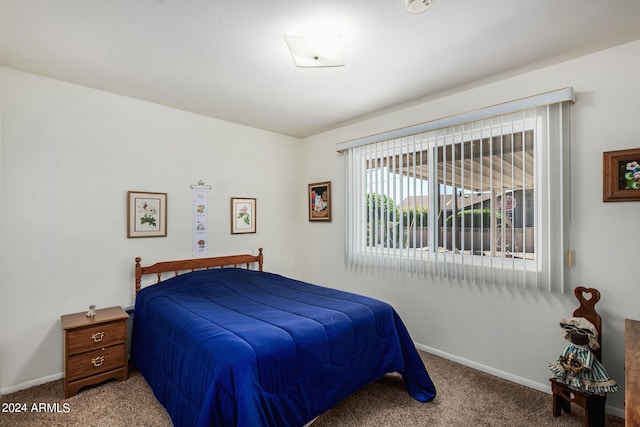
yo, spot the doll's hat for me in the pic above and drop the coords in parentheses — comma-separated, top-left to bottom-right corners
(560, 317, 599, 349)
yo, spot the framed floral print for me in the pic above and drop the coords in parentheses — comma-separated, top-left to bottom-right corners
(127, 191, 167, 237)
(231, 198, 256, 234)
(308, 181, 331, 221)
(603, 148, 640, 202)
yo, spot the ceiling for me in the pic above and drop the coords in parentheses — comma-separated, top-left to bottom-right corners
(2, 0, 640, 138)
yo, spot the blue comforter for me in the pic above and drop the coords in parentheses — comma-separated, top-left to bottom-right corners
(133, 268, 435, 427)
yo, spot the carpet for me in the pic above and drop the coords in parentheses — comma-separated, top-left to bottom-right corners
(0, 351, 624, 426)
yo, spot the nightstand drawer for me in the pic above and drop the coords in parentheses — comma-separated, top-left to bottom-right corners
(66, 321, 126, 355)
(66, 343, 126, 381)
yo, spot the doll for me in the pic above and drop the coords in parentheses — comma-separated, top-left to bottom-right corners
(549, 317, 619, 394)
(86, 304, 96, 317)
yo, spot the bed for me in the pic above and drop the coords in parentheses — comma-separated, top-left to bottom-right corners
(133, 248, 436, 427)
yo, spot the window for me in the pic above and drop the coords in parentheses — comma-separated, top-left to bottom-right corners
(339, 89, 574, 292)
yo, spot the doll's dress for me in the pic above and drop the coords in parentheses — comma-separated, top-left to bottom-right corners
(549, 343, 619, 394)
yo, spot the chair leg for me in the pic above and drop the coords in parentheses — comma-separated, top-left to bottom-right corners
(584, 394, 606, 427)
(552, 391, 570, 417)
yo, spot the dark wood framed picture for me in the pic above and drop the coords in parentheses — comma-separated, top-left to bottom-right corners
(603, 148, 640, 202)
(231, 198, 256, 234)
(127, 191, 167, 237)
(308, 181, 331, 221)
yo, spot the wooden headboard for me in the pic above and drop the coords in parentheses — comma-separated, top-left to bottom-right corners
(135, 248, 263, 295)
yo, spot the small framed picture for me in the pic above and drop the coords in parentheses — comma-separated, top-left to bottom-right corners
(308, 181, 331, 221)
(231, 198, 256, 234)
(603, 148, 640, 202)
(127, 191, 167, 238)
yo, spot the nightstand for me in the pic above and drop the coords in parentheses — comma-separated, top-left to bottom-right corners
(61, 306, 129, 398)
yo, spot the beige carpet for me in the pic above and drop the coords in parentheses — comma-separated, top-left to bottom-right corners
(313, 351, 624, 427)
(0, 351, 624, 426)
(0, 370, 171, 427)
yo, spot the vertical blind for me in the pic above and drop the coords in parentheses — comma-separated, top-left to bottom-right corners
(339, 89, 574, 292)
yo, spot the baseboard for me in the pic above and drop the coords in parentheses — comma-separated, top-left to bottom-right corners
(414, 342, 625, 420)
(1, 372, 63, 395)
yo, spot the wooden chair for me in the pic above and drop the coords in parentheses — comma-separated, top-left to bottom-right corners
(550, 286, 606, 427)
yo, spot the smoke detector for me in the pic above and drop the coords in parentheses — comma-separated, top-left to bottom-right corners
(406, 0, 432, 14)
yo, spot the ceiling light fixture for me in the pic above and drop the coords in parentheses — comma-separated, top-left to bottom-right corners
(406, 0, 432, 14)
(284, 34, 344, 68)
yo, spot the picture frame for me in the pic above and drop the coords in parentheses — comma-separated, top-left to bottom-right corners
(603, 148, 640, 202)
(231, 198, 256, 234)
(308, 181, 331, 221)
(127, 191, 167, 238)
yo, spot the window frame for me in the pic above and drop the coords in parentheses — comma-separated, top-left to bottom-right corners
(339, 89, 574, 292)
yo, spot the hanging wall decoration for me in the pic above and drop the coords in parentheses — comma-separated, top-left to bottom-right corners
(603, 148, 640, 202)
(127, 191, 167, 238)
(231, 198, 256, 234)
(190, 180, 212, 256)
(308, 181, 331, 221)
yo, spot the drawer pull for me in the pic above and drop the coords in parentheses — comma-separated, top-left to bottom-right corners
(92, 332, 105, 342)
(91, 356, 105, 367)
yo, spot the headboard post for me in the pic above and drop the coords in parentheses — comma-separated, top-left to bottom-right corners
(135, 257, 142, 295)
(258, 247, 264, 271)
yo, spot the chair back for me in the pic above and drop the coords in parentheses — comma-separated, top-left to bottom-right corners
(571, 286, 602, 361)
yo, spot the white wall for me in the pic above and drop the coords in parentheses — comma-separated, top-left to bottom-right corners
(0, 67, 301, 392)
(298, 40, 640, 417)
